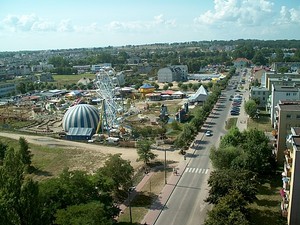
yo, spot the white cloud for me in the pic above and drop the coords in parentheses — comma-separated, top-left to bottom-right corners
(57, 19, 74, 32)
(274, 6, 300, 25)
(0, 14, 75, 32)
(194, 0, 274, 26)
(105, 14, 176, 32)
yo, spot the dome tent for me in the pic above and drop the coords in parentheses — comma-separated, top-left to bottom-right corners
(62, 104, 99, 140)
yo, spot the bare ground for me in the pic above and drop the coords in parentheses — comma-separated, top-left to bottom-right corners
(0, 132, 182, 179)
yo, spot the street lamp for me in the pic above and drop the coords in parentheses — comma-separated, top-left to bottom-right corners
(128, 186, 135, 224)
(164, 147, 167, 184)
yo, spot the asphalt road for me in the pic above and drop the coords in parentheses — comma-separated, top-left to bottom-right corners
(155, 76, 240, 225)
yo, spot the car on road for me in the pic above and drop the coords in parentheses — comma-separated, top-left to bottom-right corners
(205, 130, 212, 136)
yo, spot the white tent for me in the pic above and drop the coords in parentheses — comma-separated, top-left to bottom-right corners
(188, 85, 208, 103)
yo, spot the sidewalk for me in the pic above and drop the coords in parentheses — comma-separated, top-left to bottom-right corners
(117, 160, 188, 225)
(236, 83, 250, 131)
(141, 160, 188, 225)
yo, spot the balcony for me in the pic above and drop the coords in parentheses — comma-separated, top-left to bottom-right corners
(280, 188, 289, 217)
(282, 176, 290, 191)
(284, 162, 292, 177)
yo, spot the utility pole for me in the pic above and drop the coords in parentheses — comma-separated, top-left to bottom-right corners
(164, 147, 167, 184)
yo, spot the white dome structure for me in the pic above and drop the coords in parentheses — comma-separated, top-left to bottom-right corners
(62, 104, 99, 132)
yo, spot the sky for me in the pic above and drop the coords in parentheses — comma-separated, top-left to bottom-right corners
(0, 0, 300, 52)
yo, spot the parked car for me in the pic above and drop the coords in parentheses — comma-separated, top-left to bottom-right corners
(230, 111, 240, 115)
(205, 130, 212, 136)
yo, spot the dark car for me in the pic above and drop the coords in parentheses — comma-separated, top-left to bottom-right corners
(231, 107, 240, 111)
(230, 111, 240, 115)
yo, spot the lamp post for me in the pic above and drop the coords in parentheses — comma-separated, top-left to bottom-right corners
(128, 187, 135, 224)
(164, 147, 167, 184)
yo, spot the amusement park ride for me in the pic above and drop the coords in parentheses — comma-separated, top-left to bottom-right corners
(94, 67, 124, 135)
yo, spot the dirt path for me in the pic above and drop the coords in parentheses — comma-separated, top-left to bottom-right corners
(0, 132, 182, 170)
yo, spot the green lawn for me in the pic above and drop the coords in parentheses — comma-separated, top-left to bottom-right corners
(248, 173, 287, 225)
(247, 115, 273, 132)
(0, 136, 107, 181)
(52, 73, 96, 86)
(225, 117, 237, 130)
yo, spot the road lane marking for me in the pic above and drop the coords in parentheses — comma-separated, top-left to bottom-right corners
(184, 167, 209, 174)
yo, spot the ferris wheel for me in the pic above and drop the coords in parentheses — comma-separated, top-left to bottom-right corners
(94, 67, 123, 133)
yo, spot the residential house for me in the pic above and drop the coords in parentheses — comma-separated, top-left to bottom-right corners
(250, 86, 269, 108)
(157, 65, 188, 83)
(91, 64, 112, 73)
(233, 58, 251, 68)
(271, 62, 300, 73)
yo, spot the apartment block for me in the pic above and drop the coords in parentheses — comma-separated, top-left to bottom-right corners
(281, 127, 300, 225)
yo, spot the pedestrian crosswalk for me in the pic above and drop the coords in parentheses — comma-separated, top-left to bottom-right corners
(184, 167, 209, 174)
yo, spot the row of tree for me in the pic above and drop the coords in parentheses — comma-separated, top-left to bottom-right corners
(204, 127, 276, 224)
(174, 67, 236, 150)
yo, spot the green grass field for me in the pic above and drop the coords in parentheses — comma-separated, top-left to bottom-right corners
(52, 73, 96, 86)
(248, 173, 287, 225)
(247, 115, 273, 132)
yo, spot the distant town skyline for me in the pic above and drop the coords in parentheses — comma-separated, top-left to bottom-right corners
(1, 0, 300, 52)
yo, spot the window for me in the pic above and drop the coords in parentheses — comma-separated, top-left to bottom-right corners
(286, 93, 291, 96)
(252, 91, 255, 95)
(297, 115, 300, 119)
(258, 92, 260, 95)
(263, 92, 265, 95)
(293, 93, 297, 96)
(286, 114, 291, 119)
(263, 97, 265, 100)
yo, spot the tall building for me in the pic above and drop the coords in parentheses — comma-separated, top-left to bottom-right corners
(281, 127, 300, 225)
(274, 101, 300, 163)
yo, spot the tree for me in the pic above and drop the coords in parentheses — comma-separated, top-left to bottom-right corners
(163, 84, 169, 90)
(0, 141, 8, 163)
(240, 129, 275, 175)
(136, 139, 157, 165)
(96, 154, 134, 195)
(206, 169, 258, 204)
(39, 168, 118, 225)
(168, 82, 173, 88)
(16, 82, 27, 94)
(252, 51, 267, 65)
(219, 126, 243, 148)
(210, 146, 243, 170)
(55, 202, 115, 225)
(19, 178, 41, 225)
(205, 190, 249, 225)
(170, 120, 181, 131)
(244, 99, 257, 118)
(0, 147, 41, 225)
(18, 137, 32, 172)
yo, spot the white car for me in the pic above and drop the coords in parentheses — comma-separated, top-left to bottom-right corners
(205, 130, 212, 136)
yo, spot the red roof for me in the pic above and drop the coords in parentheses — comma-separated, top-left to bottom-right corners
(161, 90, 174, 95)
